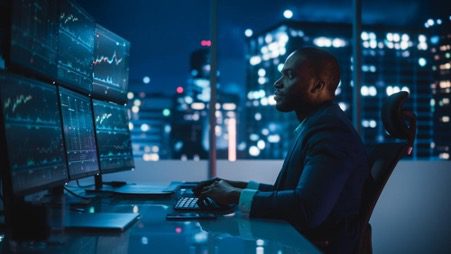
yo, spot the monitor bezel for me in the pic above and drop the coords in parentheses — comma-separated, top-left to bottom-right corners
(58, 86, 100, 180)
(56, 0, 96, 96)
(91, 98, 134, 175)
(0, 73, 69, 197)
(91, 24, 130, 104)
(6, 0, 60, 85)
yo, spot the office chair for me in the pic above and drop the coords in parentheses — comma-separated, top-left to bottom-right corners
(356, 91, 416, 253)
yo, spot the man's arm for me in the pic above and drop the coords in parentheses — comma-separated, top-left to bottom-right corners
(250, 121, 357, 230)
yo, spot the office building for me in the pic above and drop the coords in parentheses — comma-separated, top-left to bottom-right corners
(128, 79, 173, 161)
(171, 47, 240, 160)
(244, 20, 434, 159)
(427, 17, 451, 160)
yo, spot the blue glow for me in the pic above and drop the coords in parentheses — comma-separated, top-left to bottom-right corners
(418, 58, 427, 67)
(430, 36, 440, 44)
(283, 10, 293, 19)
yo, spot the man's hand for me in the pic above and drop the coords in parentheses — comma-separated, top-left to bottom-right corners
(199, 180, 242, 206)
(193, 178, 222, 196)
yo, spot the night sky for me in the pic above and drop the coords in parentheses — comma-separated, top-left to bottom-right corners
(77, 0, 448, 95)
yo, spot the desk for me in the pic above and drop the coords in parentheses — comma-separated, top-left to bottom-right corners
(0, 190, 320, 253)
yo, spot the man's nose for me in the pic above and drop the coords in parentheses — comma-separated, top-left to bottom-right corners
(274, 77, 282, 88)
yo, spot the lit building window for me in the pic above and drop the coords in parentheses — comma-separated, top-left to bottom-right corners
(191, 102, 205, 110)
(250, 134, 259, 141)
(418, 58, 427, 67)
(257, 140, 266, 150)
(250, 56, 262, 66)
(140, 123, 150, 132)
(313, 37, 332, 47)
(441, 116, 450, 123)
(249, 146, 260, 157)
(131, 106, 140, 113)
(439, 153, 450, 160)
(268, 134, 280, 143)
(244, 28, 253, 37)
(439, 63, 451, 70)
(254, 112, 262, 121)
(439, 81, 451, 89)
(283, 9, 293, 19)
(223, 103, 236, 111)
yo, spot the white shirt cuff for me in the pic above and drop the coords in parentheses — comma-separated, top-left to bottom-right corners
(238, 189, 258, 216)
(246, 181, 260, 190)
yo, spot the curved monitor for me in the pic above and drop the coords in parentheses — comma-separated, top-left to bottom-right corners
(92, 99, 134, 174)
(92, 25, 130, 103)
(9, 0, 59, 79)
(0, 74, 68, 196)
(57, 0, 95, 94)
(59, 87, 99, 179)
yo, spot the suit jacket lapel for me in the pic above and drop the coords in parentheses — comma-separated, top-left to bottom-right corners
(274, 121, 306, 189)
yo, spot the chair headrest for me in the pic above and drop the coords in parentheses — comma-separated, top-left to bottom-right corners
(381, 91, 416, 154)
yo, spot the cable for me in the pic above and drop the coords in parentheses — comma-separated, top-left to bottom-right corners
(76, 180, 95, 189)
(63, 186, 91, 201)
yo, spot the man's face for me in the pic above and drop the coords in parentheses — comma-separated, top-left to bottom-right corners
(273, 53, 314, 112)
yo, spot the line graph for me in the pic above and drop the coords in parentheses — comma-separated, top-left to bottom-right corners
(93, 50, 123, 65)
(60, 12, 79, 24)
(4, 95, 33, 113)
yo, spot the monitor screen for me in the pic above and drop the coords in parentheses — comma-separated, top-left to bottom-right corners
(59, 87, 99, 179)
(57, 0, 95, 94)
(92, 25, 130, 103)
(92, 99, 134, 174)
(0, 74, 68, 195)
(0, 0, 6, 70)
(9, 0, 59, 78)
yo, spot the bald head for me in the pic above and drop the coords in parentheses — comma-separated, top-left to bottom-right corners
(291, 47, 341, 98)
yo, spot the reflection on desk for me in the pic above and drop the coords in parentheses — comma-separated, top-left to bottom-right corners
(1, 195, 320, 253)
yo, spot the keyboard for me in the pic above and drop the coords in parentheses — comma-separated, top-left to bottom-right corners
(174, 196, 232, 211)
(174, 197, 201, 210)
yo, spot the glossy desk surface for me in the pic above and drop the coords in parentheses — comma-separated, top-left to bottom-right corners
(1, 189, 321, 254)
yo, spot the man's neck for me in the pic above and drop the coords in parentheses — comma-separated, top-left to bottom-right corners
(295, 100, 333, 121)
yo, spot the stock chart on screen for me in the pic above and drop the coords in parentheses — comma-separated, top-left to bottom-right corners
(92, 25, 130, 103)
(9, 0, 59, 79)
(59, 87, 99, 179)
(0, 74, 68, 195)
(92, 99, 134, 174)
(57, 0, 95, 94)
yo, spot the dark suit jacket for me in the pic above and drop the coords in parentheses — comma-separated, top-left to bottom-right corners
(250, 101, 369, 252)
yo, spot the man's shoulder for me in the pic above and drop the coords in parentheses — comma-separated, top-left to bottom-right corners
(306, 103, 350, 127)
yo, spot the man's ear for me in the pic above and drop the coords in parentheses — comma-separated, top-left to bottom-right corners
(310, 80, 325, 94)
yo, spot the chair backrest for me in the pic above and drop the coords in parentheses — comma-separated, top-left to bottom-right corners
(357, 91, 417, 252)
(360, 91, 416, 221)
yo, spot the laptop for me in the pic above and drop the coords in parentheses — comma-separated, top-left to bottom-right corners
(111, 181, 181, 196)
(64, 212, 139, 232)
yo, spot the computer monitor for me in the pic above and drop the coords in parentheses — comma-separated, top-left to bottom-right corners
(0, 0, 7, 70)
(92, 25, 130, 104)
(57, 0, 95, 94)
(9, 0, 59, 79)
(0, 74, 68, 196)
(92, 99, 134, 174)
(59, 87, 99, 179)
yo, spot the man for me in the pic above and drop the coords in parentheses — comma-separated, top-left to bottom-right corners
(196, 47, 369, 253)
